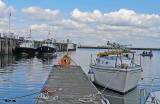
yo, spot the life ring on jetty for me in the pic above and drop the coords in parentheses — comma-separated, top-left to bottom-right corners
(59, 54, 71, 67)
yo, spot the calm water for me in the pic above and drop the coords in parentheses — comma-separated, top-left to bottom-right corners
(0, 53, 64, 104)
(0, 49, 160, 104)
(70, 49, 160, 104)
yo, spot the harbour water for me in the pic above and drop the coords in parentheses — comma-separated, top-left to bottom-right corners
(70, 49, 160, 104)
(0, 54, 63, 104)
(0, 49, 160, 104)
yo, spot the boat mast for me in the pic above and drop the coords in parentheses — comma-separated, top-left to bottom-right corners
(48, 30, 50, 40)
(29, 28, 32, 39)
(9, 12, 11, 37)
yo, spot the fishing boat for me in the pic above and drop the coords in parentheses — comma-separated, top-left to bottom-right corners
(141, 50, 153, 57)
(90, 41, 142, 94)
(36, 39, 57, 57)
(36, 31, 57, 57)
(15, 39, 35, 55)
(15, 29, 36, 56)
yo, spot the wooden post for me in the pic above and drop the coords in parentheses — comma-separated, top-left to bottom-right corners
(140, 54, 141, 66)
(5, 38, 8, 55)
(0, 38, 1, 54)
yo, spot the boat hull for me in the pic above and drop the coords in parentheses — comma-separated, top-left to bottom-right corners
(141, 54, 153, 57)
(36, 46, 56, 55)
(91, 66, 142, 93)
(15, 47, 36, 55)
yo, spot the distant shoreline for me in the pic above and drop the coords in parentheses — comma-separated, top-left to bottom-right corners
(78, 46, 160, 51)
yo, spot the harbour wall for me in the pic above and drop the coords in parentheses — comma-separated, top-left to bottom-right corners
(0, 37, 17, 55)
(0, 37, 76, 55)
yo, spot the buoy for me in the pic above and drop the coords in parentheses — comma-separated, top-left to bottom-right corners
(88, 70, 95, 82)
(140, 88, 146, 97)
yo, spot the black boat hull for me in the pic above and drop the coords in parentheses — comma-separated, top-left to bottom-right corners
(36, 46, 56, 56)
(15, 47, 36, 55)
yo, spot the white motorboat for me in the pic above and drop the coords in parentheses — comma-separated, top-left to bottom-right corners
(90, 41, 142, 94)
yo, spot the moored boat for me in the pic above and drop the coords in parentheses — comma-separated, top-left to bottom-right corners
(90, 41, 142, 94)
(15, 39, 36, 55)
(36, 39, 57, 57)
(141, 50, 153, 57)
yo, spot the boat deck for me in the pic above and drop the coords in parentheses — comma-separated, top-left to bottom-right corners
(36, 65, 102, 104)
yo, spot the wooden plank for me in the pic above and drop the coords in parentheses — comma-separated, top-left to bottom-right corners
(36, 65, 102, 104)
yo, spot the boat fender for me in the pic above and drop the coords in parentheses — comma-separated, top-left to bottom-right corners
(88, 70, 95, 82)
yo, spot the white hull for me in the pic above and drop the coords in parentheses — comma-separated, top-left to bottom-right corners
(91, 66, 142, 93)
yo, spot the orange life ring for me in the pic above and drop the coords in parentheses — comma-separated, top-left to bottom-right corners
(59, 54, 71, 67)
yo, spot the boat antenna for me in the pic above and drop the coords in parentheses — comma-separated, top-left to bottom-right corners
(48, 30, 51, 40)
(29, 28, 31, 39)
(107, 41, 129, 52)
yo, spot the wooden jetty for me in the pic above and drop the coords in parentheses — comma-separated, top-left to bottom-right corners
(36, 65, 102, 104)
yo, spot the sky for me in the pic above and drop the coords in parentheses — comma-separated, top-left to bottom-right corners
(0, 0, 160, 48)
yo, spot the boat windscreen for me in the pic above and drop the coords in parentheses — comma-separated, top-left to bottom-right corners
(102, 56, 117, 60)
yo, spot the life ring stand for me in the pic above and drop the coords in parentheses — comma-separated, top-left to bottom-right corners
(59, 54, 71, 67)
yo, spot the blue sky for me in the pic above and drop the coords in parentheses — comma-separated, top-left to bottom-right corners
(1, 0, 160, 47)
(4, 0, 160, 14)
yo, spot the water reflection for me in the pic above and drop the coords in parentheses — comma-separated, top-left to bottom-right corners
(0, 55, 16, 67)
(70, 49, 160, 104)
(0, 55, 57, 104)
(0, 49, 160, 104)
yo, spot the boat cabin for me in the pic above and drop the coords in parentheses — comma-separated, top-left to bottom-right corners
(42, 40, 56, 48)
(95, 55, 132, 68)
(19, 40, 34, 48)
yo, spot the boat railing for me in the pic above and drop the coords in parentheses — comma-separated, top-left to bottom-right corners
(90, 52, 142, 69)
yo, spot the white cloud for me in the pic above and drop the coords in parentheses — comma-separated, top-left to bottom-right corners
(96, 24, 145, 33)
(50, 19, 86, 29)
(71, 9, 102, 24)
(30, 24, 48, 30)
(0, 18, 8, 26)
(20, 7, 160, 47)
(22, 7, 60, 21)
(0, 0, 16, 34)
(0, 0, 16, 18)
(71, 8, 160, 27)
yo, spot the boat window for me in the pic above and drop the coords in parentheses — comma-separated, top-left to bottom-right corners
(103, 56, 117, 60)
(102, 56, 130, 60)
